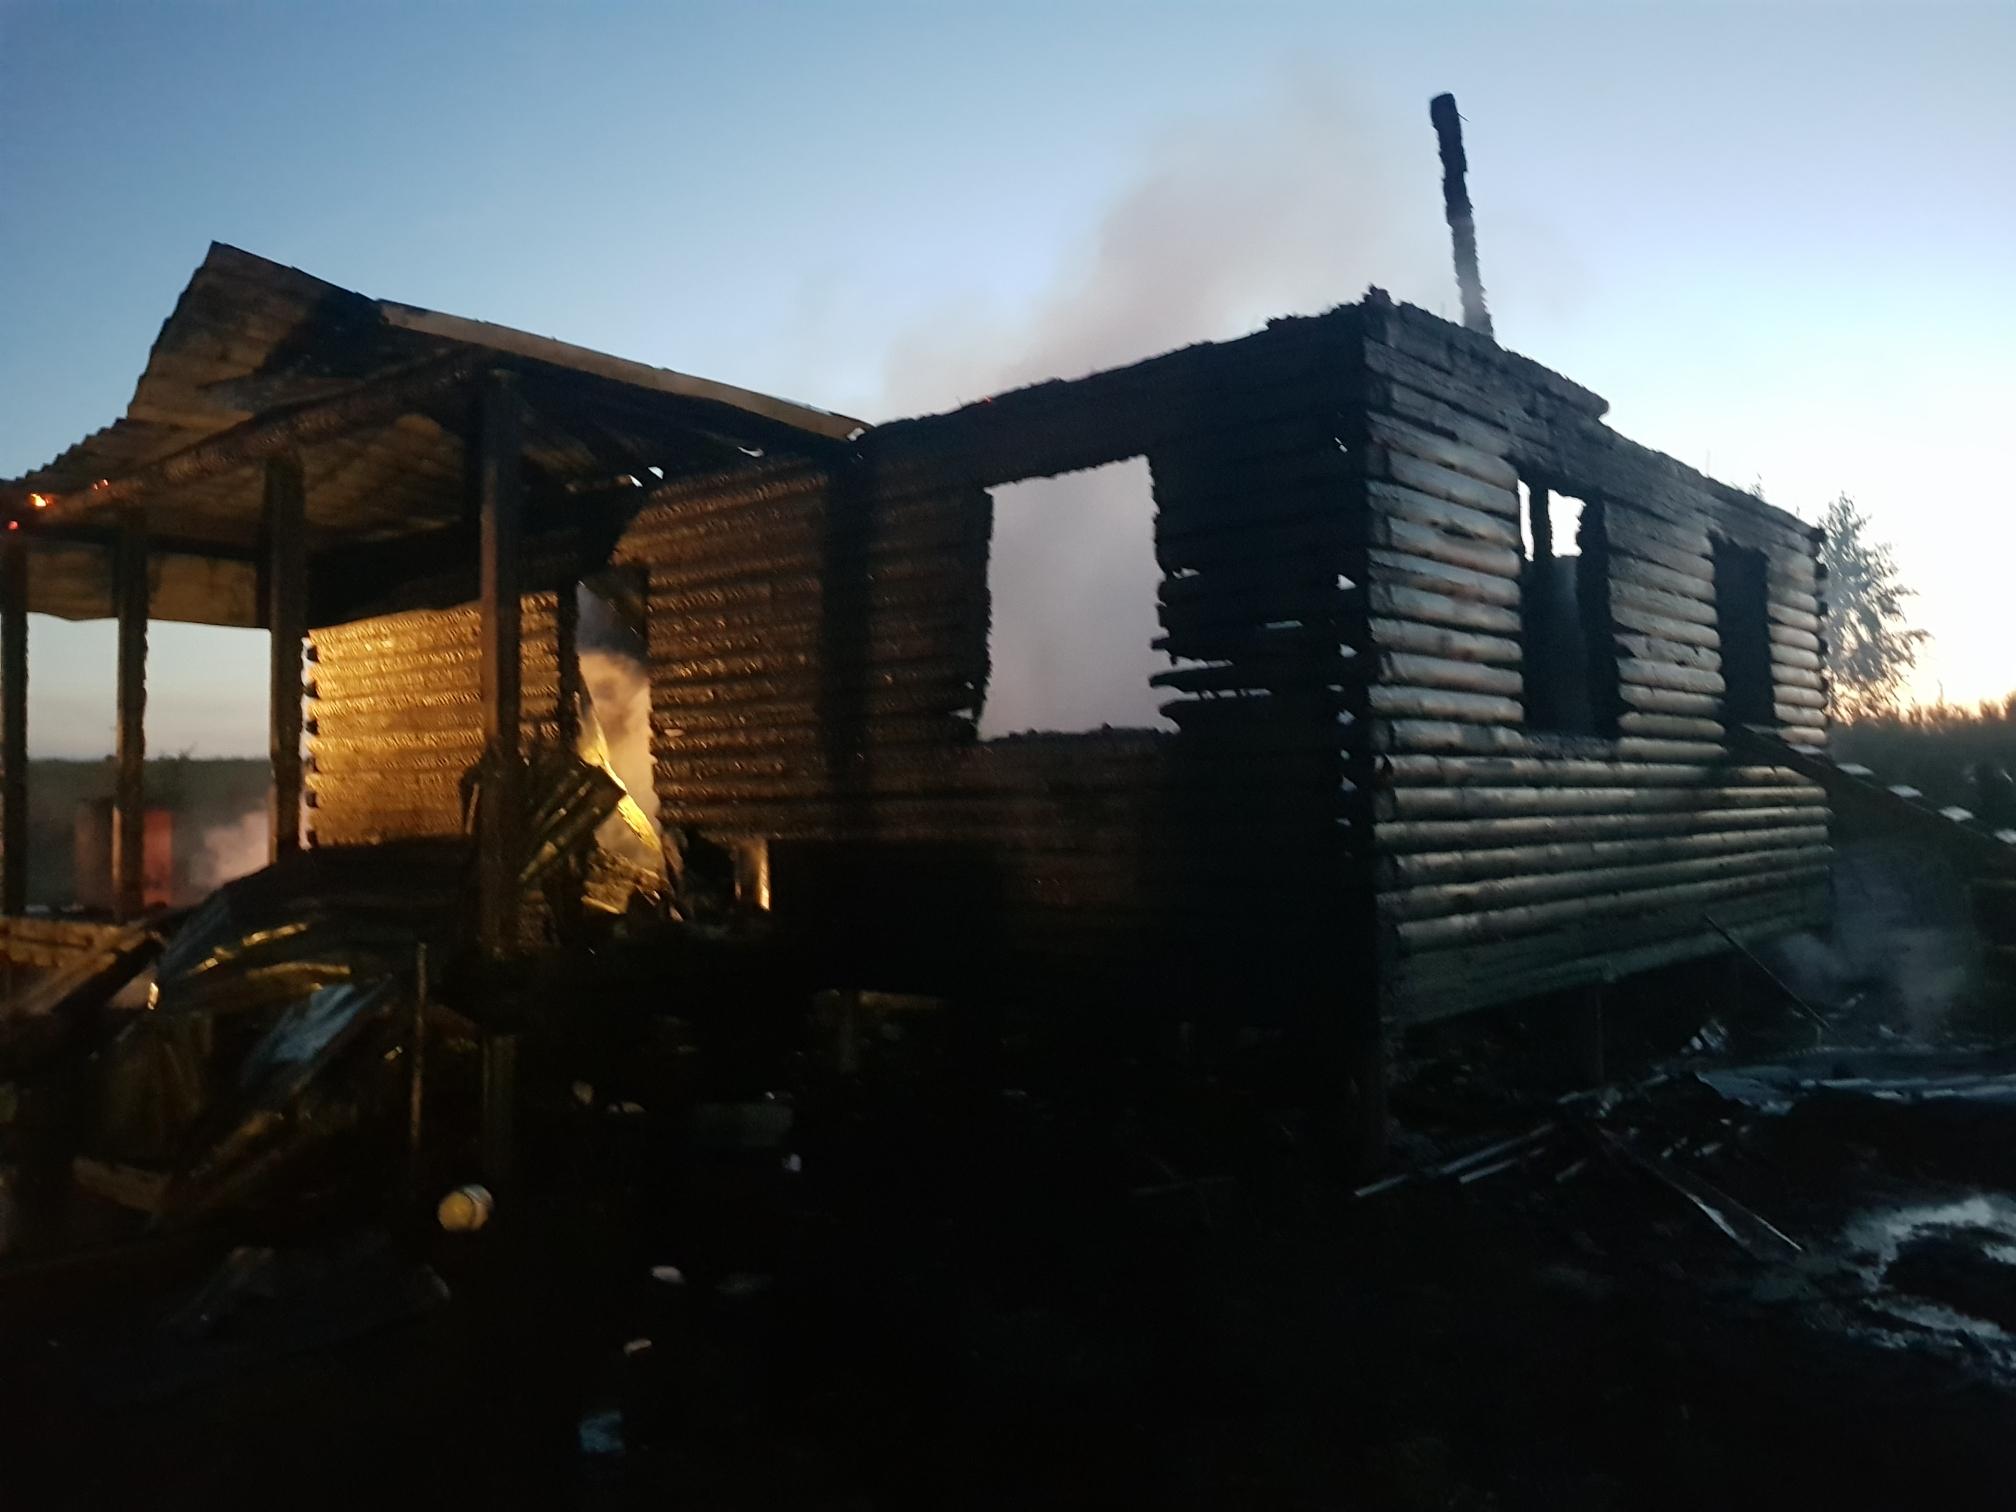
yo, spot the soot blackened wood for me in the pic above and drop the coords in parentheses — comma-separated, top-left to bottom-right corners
(476, 370, 523, 958)
(113, 509, 148, 920)
(1429, 93, 1493, 338)
(0, 533, 24, 914)
(264, 453, 306, 860)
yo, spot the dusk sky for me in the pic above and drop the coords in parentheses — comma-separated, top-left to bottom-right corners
(3, 0, 2011, 755)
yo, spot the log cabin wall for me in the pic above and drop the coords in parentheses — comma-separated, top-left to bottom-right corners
(1356, 295, 1831, 1021)
(304, 592, 571, 846)
(615, 309, 1370, 999)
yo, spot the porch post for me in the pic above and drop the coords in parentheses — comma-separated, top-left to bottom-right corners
(112, 509, 148, 921)
(264, 452, 306, 861)
(476, 368, 522, 1185)
(0, 531, 27, 915)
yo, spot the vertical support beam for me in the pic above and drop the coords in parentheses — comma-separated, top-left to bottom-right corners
(1429, 92, 1493, 339)
(264, 452, 307, 863)
(112, 509, 148, 921)
(477, 369, 523, 954)
(475, 369, 522, 1189)
(0, 532, 27, 915)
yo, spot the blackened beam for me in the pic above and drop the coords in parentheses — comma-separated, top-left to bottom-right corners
(10, 351, 485, 514)
(304, 488, 632, 629)
(1429, 93, 1493, 338)
(476, 368, 523, 959)
(112, 509, 148, 920)
(264, 453, 306, 861)
(865, 309, 1359, 491)
(0, 533, 25, 913)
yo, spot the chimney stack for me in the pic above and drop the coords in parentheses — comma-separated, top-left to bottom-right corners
(1429, 93, 1493, 339)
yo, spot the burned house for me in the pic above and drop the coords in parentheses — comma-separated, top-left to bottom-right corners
(0, 237, 1830, 1159)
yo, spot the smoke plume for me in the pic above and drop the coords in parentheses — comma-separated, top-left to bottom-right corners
(190, 807, 269, 895)
(577, 584, 659, 825)
(870, 80, 1449, 736)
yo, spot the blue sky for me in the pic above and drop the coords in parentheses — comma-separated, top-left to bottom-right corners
(3, 0, 2011, 753)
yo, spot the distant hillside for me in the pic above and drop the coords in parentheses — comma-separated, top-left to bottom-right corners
(24, 757, 269, 907)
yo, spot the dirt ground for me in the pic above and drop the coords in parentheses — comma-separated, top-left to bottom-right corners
(6, 981, 2016, 1510)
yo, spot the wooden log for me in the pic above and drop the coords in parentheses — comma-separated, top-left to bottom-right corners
(1378, 822, 1830, 889)
(1368, 685, 1522, 724)
(1364, 480, 1520, 548)
(113, 509, 148, 921)
(1610, 552, 1714, 604)
(1609, 578, 1717, 630)
(1613, 737, 1731, 763)
(1774, 702, 1827, 729)
(1376, 755, 1811, 790)
(1366, 447, 1518, 519)
(1394, 853, 1831, 949)
(1773, 683, 1827, 710)
(1370, 719, 1529, 756)
(1376, 782, 1824, 821)
(0, 532, 24, 914)
(1367, 618, 1520, 666)
(1366, 373, 1517, 459)
(1377, 803, 1829, 854)
(1366, 583, 1521, 636)
(1618, 684, 1722, 718)
(1615, 632, 1718, 671)
(1617, 711, 1725, 740)
(1390, 887, 1829, 1020)
(1609, 600, 1720, 650)
(1376, 653, 1522, 697)
(1768, 621, 1822, 653)
(1369, 514, 1521, 579)
(264, 453, 307, 861)
(1366, 549, 1520, 607)
(1770, 662, 1826, 690)
(1365, 411, 1519, 489)
(476, 371, 523, 958)
(1617, 659, 1725, 697)
(1766, 601, 1822, 635)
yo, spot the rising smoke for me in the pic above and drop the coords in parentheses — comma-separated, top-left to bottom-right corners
(578, 584, 659, 826)
(868, 81, 1452, 736)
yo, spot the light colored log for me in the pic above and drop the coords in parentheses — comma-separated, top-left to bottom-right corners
(1367, 583, 1522, 636)
(1376, 803, 1829, 853)
(1367, 617, 1522, 666)
(1376, 652, 1523, 697)
(1394, 852, 1831, 949)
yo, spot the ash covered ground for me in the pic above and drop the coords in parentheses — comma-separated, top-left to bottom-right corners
(7, 949, 2016, 1510)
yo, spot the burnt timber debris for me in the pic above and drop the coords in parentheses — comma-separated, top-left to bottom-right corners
(3, 97, 2016, 1506)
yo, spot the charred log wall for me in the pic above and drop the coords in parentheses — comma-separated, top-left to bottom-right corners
(304, 593, 570, 845)
(616, 311, 1369, 997)
(1357, 297, 1830, 1021)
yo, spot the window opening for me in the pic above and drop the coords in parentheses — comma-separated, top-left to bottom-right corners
(1517, 481, 1602, 735)
(1713, 538, 1774, 726)
(980, 457, 1171, 737)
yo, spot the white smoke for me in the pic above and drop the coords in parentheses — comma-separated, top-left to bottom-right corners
(580, 648, 658, 826)
(871, 80, 1451, 734)
(189, 807, 269, 895)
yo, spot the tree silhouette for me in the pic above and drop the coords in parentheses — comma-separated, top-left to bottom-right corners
(1819, 493, 1928, 720)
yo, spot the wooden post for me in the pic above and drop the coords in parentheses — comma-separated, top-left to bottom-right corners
(477, 369, 522, 954)
(1429, 93, 1493, 339)
(264, 452, 307, 862)
(476, 369, 522, 1187)
(112, 509, 148, 921)
(0, 532, 27, 915)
